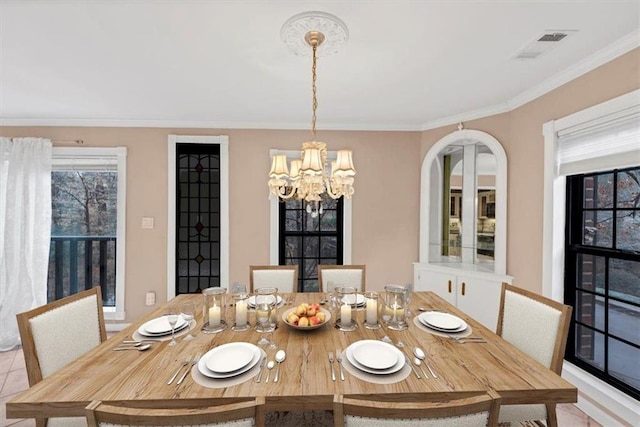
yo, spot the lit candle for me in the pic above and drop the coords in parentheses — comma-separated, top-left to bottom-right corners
(340, 303, 352, 325)
(235, 299, 247, 327)
(385, 304, 404, 320)
(366, 297, 378, 324)
(209, 305, 221, 326)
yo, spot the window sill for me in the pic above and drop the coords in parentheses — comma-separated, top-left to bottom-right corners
(103, 308, 125, 321)
(563, 361, 639, 426)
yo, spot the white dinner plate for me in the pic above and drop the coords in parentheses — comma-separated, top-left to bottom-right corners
(138, 315, 187, 335)
(419, 312, 467, 331)
(345, 341, 404, 375)
(347, 340, 401, 370)
(247, 295, 283, 307)
(138, 321, 189, 337)
(199, 343, 261, 379)
(341, 293, 365, 306)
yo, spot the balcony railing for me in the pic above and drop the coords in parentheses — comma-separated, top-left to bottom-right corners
(48, 236, 116, 306)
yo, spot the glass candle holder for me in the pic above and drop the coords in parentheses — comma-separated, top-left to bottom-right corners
(202, 287, 227, 333)
(364, 291, 381, 329)
(383, 284, 407, 331)
(335, 286, 358, 331)
(232, 292, 250, 331)
(254, 287, 277, 334)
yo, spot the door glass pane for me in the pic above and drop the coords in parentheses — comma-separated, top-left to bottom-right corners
(443, 145, 464, 259)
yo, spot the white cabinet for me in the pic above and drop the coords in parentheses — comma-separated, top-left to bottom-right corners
(414, 263, 512, 332)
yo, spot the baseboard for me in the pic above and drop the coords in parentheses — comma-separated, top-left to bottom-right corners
(563, 362, 640, 426)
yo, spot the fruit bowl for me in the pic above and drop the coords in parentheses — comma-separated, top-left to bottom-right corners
(282, 306, 331, 330)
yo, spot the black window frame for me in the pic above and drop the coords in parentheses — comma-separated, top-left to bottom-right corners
(278, 198, 344, 292)
(564, 166, 640, 400)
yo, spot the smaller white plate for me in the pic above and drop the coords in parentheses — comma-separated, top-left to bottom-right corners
(138, 315, 187, 335)
(341, 293, 365, 306)
(247, 295, 283, 307)
(198, 343, 261, 379)
(419, 312, 467, 331)
(349, 340, 400, 370)
(206, 342, 256, 373)
(346, 350, 405, 375)
(138, 321, 189, 337)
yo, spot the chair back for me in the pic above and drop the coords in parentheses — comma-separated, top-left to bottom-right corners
(85, 398, 265, 427)
(17, 286, 107, 387)
(250, 265, 298, 293)
(334, 391, 500, 427)
(497, 283, 572, 374)
(318, 265, 366, 293)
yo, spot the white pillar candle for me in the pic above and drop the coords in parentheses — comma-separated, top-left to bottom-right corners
(235, 300, 247, 327)
(340, 303, 352, 325)
(366, 298, 378, 324)
(209, 305, 221, 326)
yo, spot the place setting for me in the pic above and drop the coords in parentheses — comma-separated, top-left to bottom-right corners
(190, 341, 267, 388)
(413, 310, 483, 341)
(339, 339, 411, 384)
(129, 312, 197, 343)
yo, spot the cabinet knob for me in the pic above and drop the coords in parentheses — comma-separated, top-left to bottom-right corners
(461, 282, 466, 296)
(448, 280, 452, 293)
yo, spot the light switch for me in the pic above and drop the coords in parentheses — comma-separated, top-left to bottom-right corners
(141, 217, 154, 229)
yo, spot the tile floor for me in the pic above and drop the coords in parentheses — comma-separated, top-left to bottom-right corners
(1, 344, 603, 427)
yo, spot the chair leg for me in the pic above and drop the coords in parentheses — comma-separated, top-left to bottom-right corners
(546, 403, 558, 427)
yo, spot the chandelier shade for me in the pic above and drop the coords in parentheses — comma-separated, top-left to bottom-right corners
(268, 12, 355, 216)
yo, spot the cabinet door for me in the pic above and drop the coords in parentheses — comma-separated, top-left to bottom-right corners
(416, 270, 456, 306)
(455, 276, 501, 332)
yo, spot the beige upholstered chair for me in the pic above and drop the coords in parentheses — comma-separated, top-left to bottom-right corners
(249, 265, 299, 293)
(85, 398, 265, 427)
(496, 283, 572, 427)
(17, 286, 107, 427)
(333, 391, 500, 427)
(318, 265, 366, 293)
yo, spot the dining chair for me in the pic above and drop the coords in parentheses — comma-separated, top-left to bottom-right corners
(16, 286, 107, 427)
(496, 283, 573, 427)
(318, 265, 366, 293)
(249, 265, 299, 293)
(333, 391, 501, 427)
(85, 397, 266, 427)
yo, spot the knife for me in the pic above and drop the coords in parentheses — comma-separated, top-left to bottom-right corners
(255, 356, 267, 383)
(404, 354, 421, 379)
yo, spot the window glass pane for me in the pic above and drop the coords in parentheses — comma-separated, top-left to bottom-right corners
(303, 259, 318, 281)
(608, 300, 640, 346)
(575, 325, 604, 370)
(575, 292, 604, 330)
(616, 210, 640, 251)
(617, 169, 640, 209)
(284, 236, 301, 258)
(320, 210, 337, 231)
(609, 338, 640, 390)
(286, 208, 302, 231)
(320, 236, 337, 258)
(303, 279, 319, 293)
(577, 254, 605, 293)
(584, 173, 613, 209)
(304, 237, 319, 258)
(305, 212, 319, 231)
(582, 210, 613, 247)
(609, 259, 640, 304)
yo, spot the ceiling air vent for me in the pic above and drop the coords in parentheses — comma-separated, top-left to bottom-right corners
(513, 30, 577, 60)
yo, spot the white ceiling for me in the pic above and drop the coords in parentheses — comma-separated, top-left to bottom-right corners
(1, 1, 638, 131)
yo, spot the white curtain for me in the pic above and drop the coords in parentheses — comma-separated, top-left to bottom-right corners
(0, 137, 52, 351)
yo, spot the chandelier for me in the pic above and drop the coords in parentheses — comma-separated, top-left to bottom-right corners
(268, 12, 355, 217)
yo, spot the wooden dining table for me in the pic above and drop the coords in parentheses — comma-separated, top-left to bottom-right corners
(6, 291, 577, 420)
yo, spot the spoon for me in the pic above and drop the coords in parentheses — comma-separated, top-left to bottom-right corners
(265, 361, 275, 383)
(413, 347, 437, 378)
(413, 357, 429, 378)
(113, 344, 152, 351)
(273, 350, 286, 383)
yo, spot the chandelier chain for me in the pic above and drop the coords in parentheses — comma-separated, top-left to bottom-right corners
(311, 42, 318, 140)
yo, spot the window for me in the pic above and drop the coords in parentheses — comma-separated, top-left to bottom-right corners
(279, 197, 343, 291)
(50, 147, 127, 320)
(565, 167, 640, 399)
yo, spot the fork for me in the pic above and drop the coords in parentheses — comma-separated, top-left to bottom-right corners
(167, 357, 191, 385)
(328, 352, 336, 381)
(454, 336, 487, 343)
(177, 353, 201, 385)
(335, 349, 345, 381)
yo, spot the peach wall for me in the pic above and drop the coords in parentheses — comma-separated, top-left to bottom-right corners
(420, 47, 640, 293)
(0, 126, 421, 322)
